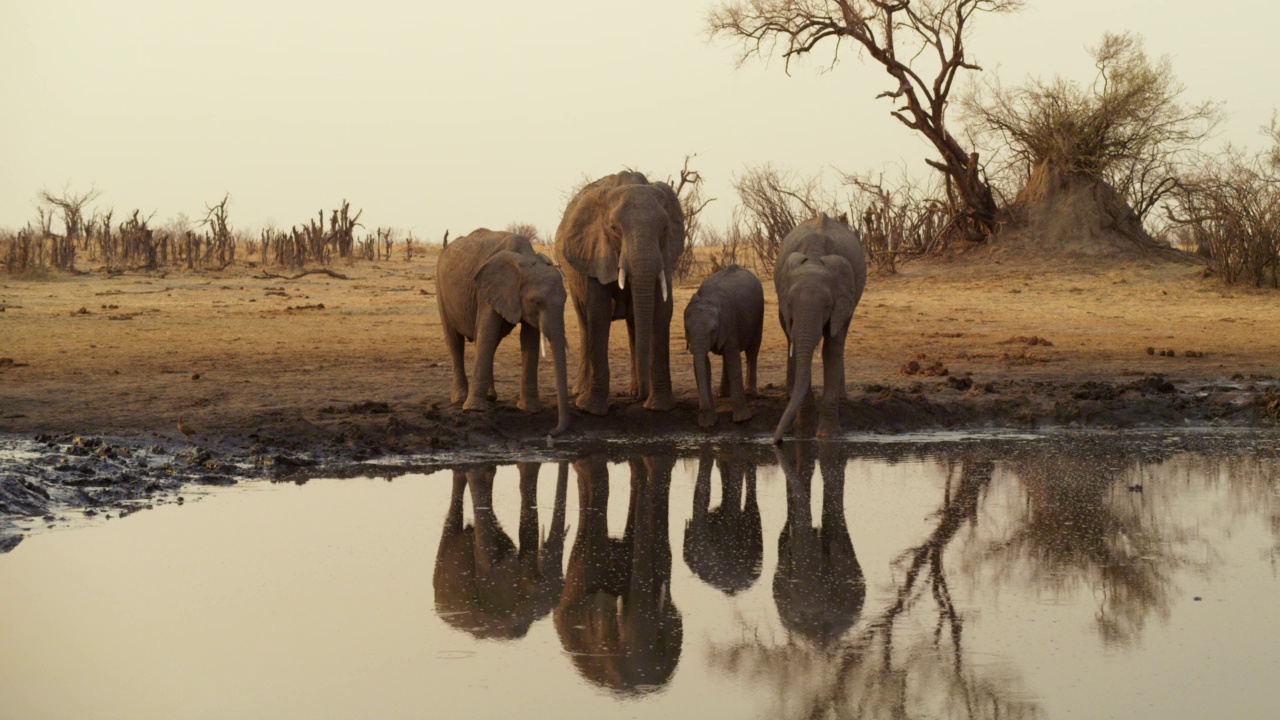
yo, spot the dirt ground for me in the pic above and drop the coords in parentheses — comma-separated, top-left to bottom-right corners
(2, 245, 1279, 457)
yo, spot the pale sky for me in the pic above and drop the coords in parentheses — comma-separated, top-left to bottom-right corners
(2, 1, 1277, 240)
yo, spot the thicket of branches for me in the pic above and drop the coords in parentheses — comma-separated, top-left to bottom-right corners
(0, 191, 425, 276)
(963, 32, 1222, 227)
(1168, 130, 1280, 288)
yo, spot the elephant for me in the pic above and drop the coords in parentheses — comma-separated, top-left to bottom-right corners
(554, 171, 686, 416)
(436, 229, 572, 435)
(772, 214, 867, 442)
(554, 453, 682, 695)
(773, 442, 865, 647)
(432, 462, 569, 640)
(683, 264, 764, 428)
(682, 445, 763, 595)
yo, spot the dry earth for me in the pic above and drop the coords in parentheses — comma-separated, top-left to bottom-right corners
(2, 245, 1278, 456)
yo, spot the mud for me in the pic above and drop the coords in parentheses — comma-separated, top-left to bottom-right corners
(4, 370, 1278, 549)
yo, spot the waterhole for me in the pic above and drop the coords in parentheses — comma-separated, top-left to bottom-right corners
(2, 432, 1278, 719)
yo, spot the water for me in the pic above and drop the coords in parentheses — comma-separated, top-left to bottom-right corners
(2, 432, 1279, 719)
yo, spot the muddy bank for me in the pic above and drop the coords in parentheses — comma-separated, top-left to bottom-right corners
(4, 373, 1278, 549)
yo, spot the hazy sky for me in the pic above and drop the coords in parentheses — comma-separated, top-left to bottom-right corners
(2, 1, 1277, 240)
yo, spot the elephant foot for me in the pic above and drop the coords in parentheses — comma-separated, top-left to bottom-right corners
(451, 387, 467, 405)
(486, 388, 498, 402)
(732, 405, 753, 423)
(517, 397, 541, 414)
(816, 418, 842, 439)
(698, 409, 718, 428)
(462, 397, 490, 413)
(643, 392, 676, 412)
(575, 394, 609, 416)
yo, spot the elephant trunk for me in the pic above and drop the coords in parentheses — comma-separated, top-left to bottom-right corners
(691, 343, 716, 427)
(774, 324, 819, 443)
(628, 252, 662, 403)
(541, 308, 571, 436)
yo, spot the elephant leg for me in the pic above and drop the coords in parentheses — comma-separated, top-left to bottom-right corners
(468, 468, 514, 575)
(444, 326, 468, 405)
(625, 313, 640, 398)
(571, 294, 590, 398)
(817, 333, 845, 438)
(718, 355, 730, 398)
(643, 290, 676, 411)
(464, 313, 505, 412)
(746, 333, 760, 397)
(517, 322, 541, 413)
(725, 346, 752, 423)
(577, 282, 612, 416)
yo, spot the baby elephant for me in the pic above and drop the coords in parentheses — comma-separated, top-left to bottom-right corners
(683, 264, 764, 428)
(436, 229, 571, 435)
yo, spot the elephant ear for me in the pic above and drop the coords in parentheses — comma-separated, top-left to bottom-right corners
(651, 181, 686, 259)
(555, 182, 619, 285)
(474, 251, 524, 325)
(820, 254, 859, 332)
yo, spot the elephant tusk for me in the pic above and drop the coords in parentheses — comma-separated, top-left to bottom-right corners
(616, 595, 624, 616)
(618, 265, 627, 290)
(660, 272, 669, 302)
(658, 580, 668, 615)
(789, 342, 793, 358)
(540, 332, 547, 359)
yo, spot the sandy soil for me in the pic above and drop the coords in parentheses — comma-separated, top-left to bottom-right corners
(2, 246, 1279, 457)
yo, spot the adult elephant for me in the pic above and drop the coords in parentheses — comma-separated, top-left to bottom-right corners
(432, 462, 569, 640)
(683, 446, 763, 595)
(773, 214, 867, 442)
(555, 171, 685, 415)
(554, 454, 682, 695)
(436, 229, 571, 435)
(773, 442, 865, 647)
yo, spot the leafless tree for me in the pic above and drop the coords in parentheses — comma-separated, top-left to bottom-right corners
(845, 170, 953, 272)
(708, 0, 1022, 239)
(669, 154, 716, 279)
(963, 32, 1222, 228)
(37, 185, 101, 270)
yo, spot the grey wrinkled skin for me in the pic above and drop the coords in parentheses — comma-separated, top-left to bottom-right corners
(554, 172, 685, 416)
(436, 229, 572, 435)
(772, 215, 868, 442)
(683, 264, 764, 428)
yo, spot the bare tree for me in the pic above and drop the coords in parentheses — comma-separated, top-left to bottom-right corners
(668, 154, 716, 279)
(963, 32, 1222, 228)
(709, 0, 1022, 239)
(37, 185, 101, 270)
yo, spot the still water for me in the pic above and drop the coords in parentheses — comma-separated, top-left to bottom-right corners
(2, 433, 1279, 719)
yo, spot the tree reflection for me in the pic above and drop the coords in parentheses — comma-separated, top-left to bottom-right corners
(684, 445, 763, 596)
(432, 462, 568, 640)
(554, 454, 683, 695)
(711, 446, 1041, 720)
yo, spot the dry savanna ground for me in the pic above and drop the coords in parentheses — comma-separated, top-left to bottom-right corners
(1, 244, 1278, 449)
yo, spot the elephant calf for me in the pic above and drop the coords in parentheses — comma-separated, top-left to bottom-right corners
(683, 264, 763, 428)
(773, 215, 867, 443)
(436, 229, 571, 435)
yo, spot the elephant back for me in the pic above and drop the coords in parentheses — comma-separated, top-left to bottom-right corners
(774, 214, 868, 304)
(436, 229, 539, 335)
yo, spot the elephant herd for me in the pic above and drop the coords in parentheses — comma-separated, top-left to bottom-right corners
(436, 171, 867, 443)
(433, 443, 865, 695)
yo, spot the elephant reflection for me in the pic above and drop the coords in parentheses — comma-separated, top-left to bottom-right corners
(433, 462, 569, 639)
(773, 442, 865, 646)
(554, 454, 682, 694)
(683, 446, 763, 595)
